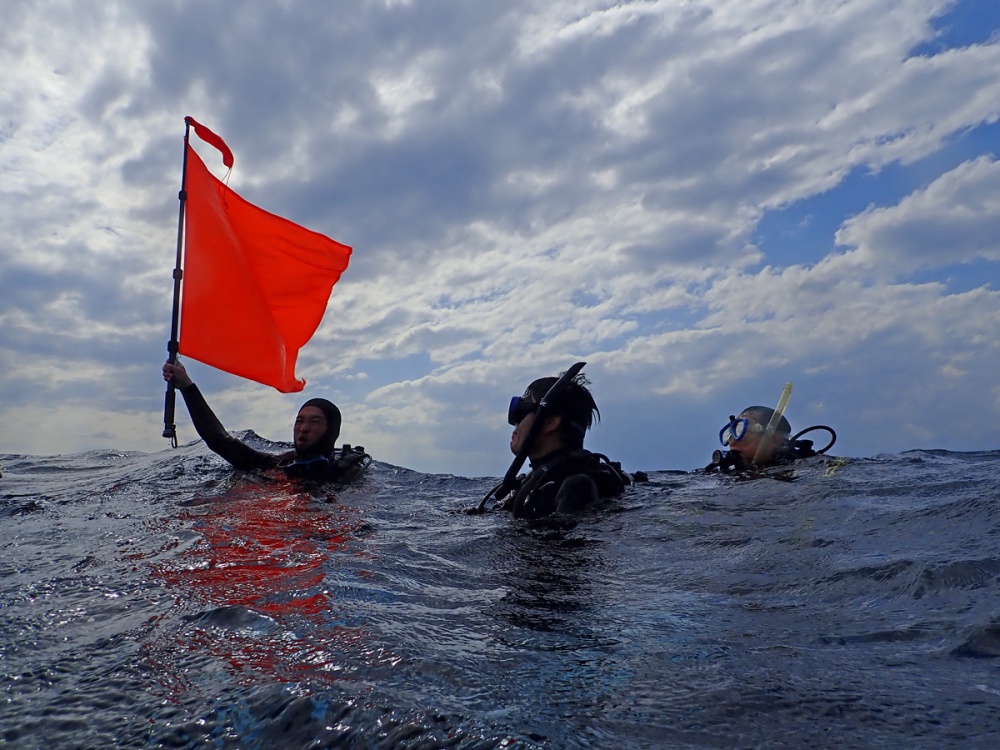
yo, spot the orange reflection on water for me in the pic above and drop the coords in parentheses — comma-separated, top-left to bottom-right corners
(144, 478, 372, 693)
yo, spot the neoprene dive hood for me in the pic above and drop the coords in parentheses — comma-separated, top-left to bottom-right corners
(297, 398, 342, 458)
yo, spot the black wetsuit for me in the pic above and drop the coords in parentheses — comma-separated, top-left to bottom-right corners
(502, 448, 630, 519)
(178, 384, 369, 484)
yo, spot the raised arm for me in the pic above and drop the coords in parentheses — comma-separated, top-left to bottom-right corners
(163, 361, 276, 472)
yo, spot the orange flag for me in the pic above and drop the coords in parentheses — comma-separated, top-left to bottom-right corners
(178, 119, 351, 392)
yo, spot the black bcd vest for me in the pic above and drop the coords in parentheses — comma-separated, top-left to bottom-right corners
(503, 448, 631, 519)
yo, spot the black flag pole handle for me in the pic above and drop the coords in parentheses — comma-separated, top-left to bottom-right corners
(163, 119, 192, 447)
(473, 361, 586, 513)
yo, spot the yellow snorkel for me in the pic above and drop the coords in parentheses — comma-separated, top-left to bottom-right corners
(753, 382, 793, 465)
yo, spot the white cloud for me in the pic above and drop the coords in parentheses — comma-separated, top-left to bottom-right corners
(835, 155, 1000, 273)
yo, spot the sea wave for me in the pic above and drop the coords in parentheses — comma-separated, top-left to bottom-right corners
(2, 446, 999, 748)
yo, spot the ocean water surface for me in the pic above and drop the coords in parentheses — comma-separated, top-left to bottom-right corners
(2, 439, 1000, 748)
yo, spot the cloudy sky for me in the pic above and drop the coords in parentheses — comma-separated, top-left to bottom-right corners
(2, 0, 999, 477)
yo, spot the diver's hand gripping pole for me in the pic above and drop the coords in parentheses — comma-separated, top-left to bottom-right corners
(162, 339, 179, 446)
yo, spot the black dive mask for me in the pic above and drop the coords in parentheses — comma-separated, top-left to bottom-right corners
(508, 396, 539, 426)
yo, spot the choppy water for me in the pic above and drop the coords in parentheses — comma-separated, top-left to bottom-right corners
(2, 439, 1000, 749)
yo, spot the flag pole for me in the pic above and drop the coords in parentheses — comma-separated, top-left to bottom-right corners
(162, 118, 192, 447)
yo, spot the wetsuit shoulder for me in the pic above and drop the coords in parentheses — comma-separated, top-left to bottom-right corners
(512, 449, 629, 519)
(178, 384, 278, 472)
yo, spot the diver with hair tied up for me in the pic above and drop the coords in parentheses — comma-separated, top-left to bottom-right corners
(478, 366, 631, 518)
(705, 384, 837, 474)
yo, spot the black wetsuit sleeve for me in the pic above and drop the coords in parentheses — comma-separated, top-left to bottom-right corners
(178, 384, 277, 472)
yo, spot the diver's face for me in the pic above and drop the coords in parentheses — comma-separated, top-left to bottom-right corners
(729, 412, 780, 465)
(294, 406, 328, 451)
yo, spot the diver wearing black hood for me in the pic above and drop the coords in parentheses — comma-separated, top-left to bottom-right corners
(163, 360, 370, 483)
